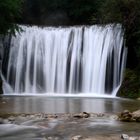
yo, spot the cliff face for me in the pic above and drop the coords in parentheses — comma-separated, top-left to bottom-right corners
(40, 11, 70, 26)
(0, 37, 3, 94)
(21, 10, 72, 26)
(118, 69, 140, 99)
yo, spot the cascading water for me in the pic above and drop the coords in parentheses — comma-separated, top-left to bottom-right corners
(1, 24, 127, 97)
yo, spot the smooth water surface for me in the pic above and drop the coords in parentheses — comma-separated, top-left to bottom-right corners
(0, 96, 139, 113)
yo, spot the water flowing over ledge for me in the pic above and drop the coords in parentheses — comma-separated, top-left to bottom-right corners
(2, 24, 127, 97)
(3, 93, 117, 98)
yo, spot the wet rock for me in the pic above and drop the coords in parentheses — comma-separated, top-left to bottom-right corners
(119, 110, 140, 122)
(121, 134, 140, 140)
(47, 114, 58, 119)
(129, 137, 139, 140)
(13, 116, 30, 124)
(29, 115, 35, 118)
(72, 135, 83, 140)
(121, 134, 129, 139)
(46, 137, 59, 140)
(2, 119, 11, 124)
(41, 114, 48, 118)
(97, 113, 105, 117)
(73, 112, 90, 118)
(109, 115, 118, 120)
(47, 137, 53, 140)
(8, 116, 15, 122)
(119, 110, 133, 122)
(0, 118, 3, 124)
(132, 110, 140, 122)
(90, 113, 98, 117)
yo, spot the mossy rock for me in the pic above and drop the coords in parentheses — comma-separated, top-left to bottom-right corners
(118, 69, 140, 99)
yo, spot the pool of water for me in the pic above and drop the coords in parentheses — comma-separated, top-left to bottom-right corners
(0, 96, 140, 113)
(0, 96, 140, 139)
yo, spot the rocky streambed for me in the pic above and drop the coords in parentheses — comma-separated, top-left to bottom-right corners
(0, 111, 140, 140)
(0, 96, 140, 139)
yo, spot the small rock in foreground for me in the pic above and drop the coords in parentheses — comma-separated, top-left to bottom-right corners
(121, 134, 129, 139)
(72, 135, 83, 140)
(121, 134, 140, 140)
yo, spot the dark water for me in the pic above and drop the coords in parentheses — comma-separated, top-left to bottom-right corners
(0, 96, 140, 113)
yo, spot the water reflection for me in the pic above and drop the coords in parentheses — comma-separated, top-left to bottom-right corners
(0, 96, 140, 113)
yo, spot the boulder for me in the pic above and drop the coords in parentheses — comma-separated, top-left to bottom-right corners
(119, 109, 140, 122)
(119, 110, 133, 122)
(132, 110, 140, 122)
(73, 112, 90, 118)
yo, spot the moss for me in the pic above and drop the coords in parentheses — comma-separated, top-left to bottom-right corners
(118, 69, 140, 99)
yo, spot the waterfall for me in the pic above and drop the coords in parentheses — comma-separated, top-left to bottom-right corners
(2, 24, 127, 96)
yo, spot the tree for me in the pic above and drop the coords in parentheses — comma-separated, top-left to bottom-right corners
(0, 0, 22, 35)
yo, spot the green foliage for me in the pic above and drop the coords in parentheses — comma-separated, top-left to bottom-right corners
(98, 0, 140, 41)
(118, 69, 140, 98)
(0, 0, 22, 35)
(98, 0, 140, 25)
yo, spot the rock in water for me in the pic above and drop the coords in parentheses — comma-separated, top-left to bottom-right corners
(129, 137, 140, 140)
(121, 134, 129, 140)
(72, 135, 83, 140)
(132, 110, 140, 122)
(119, 110, 132, 122)
(73, 112, 90, 118)
(119, 109, 140, 122)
